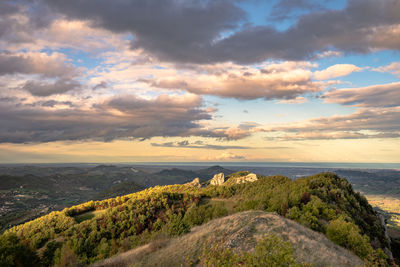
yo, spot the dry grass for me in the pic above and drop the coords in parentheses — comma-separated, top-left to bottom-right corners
(91, 211, 364, 267)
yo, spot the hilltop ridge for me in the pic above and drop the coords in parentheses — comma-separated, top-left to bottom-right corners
(93, 210, 365, 267)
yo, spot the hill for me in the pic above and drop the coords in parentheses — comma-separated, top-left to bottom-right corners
(0, 165, 233, 230)
(0, 172, 394, 266)
(93, 210, 364, 267)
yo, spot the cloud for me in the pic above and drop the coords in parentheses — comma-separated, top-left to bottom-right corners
(142, 61, 323, 100)
(0, 51, 78, 78)
(238, 122, 262, 130)
(216, 152, 245, 161)
(277, 131, 400, 141)
(313, 64, 362, 80)
(20, 79, 82, 96)
(0, 93, 254, 143)
(0, 1, 125, 53)
(93, 81, 108, 90)
(323, 82, 400, 107)
(39, 0, 400, 64)
(202, 152, 246, 161)
(269, 0, 331, 21)
(0, 93, 214, 143)
(41, 0, 245, 63)
(265, 80, 400, 140)
(313, 50, 342, 59)
(373, 62, 400, 77)
(0, 1, 19, 16)
(151, 140, 252, 150)
(277, 96, 307, 104)
(267, 107, 400, 140)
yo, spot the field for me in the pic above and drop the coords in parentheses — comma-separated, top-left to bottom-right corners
(364, 195, 400, 230)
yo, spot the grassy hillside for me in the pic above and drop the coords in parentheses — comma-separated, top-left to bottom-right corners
(93, 211, 365, 267)
(0, 165, 232, 230)
(1, 172, 393, 266)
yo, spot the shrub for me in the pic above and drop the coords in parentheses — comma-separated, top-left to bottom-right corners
(0, 233, 40, 267)
(326, 217, 373, 259)
(164, 213, 190, 236)
(201, 234, 304, 267)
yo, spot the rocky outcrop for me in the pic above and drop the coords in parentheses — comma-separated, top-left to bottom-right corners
(378, 213, 394, 260)
(210, 173, 225, 185)
(233, 173, 258, 184)
(184, 177, 201, 188)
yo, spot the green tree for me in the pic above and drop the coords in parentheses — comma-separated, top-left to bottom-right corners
(0, 233, 40, 267)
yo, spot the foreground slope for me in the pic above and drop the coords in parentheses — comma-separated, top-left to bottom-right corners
(93, 210, 364, 267)
(1, 172, 393, 266)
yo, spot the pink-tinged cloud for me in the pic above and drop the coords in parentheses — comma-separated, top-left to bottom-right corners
(373, 62, 400, 77)
(0, 52, 78, 78)
(266, 107, 400, 140)
(323, 82, 400, 107)
(0, 93, 253, 143)
(142, 61, 323, 100)
(313, 64, 362, 80)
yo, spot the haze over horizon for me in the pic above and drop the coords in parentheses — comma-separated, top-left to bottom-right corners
(1, 0, 400, 163)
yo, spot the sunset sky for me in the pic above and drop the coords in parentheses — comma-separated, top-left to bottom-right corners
(0, 0, 399, 163)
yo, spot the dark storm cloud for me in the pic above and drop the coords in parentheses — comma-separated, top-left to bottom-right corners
(40, 0, 400, 64)
(0, 94, 245, 143)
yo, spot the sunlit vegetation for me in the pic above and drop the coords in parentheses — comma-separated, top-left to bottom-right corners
(200, 234, 305, 267)
(365, 195, 400, 230)
(0, 172, 392, 266)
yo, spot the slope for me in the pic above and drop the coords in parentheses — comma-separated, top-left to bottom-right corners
(92, 210, 364, 267)
(1, 172, 393, 266)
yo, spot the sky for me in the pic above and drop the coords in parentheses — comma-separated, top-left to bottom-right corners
(0, 0, 399, 163)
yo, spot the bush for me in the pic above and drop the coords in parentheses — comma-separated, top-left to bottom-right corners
(326, 217, 373, 259)
(0, 233, 40, 267)
(201, 234, 303, 267)
(183, 203, 228, 227)
(164, 213, 190, 236)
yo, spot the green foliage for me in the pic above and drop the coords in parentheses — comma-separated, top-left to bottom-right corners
(41, 241, 63, 267)
(53, 244, 81, 267)
(163, 213, 190, 236)
(183, 202, 228, 226)
(1, 172, 391, 265)
(0, 233, 40, 267)
(201, 234, 305, 267)
(326, 217, 373, 259)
